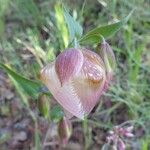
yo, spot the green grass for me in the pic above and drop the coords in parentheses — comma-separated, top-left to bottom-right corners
(0, 0, 150, 149)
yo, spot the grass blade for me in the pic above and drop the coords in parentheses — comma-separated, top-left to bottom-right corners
(63, 7, 83, 41)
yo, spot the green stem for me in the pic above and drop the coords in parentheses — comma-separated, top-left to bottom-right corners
(82, 116, 89, 150)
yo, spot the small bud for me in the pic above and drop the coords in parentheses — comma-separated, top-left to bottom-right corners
(58, 117, 72, 145)
(98, 38, 116, 74)
(124, 132, 134, 138)
(97, 38, 116, 91)
(117, 139, 126, 150)
(38, 94, 49, 118)
(109, 130, 114, 135)
(106, 135, 113, 143)
(126, 126, 134, 132)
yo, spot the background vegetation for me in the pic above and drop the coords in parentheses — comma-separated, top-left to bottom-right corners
(0, 0, 150, 149)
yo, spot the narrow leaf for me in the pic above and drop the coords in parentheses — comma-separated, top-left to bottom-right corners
(0, 63, 42, 99)
(63, 7, 83, 41)
(55, 3, 69, 48)
(79, 10, 134, 44)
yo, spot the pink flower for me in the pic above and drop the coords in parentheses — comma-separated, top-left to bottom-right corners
(105, 125, 134, 150)
(40, 42, 115, 119)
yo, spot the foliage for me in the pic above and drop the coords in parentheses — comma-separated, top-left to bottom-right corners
(0, 63, 42, 99)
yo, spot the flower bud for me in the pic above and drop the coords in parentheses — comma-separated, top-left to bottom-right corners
(38, 94, 49, 118)
(98, 38, 116, 74)
(126, 126, 134, 132)
(117, 139, 126, 150)
(124, 132, 134, 138)
(40, 48, 107, 119)
(98, 38, 116, 90)
(58, 117, 72, 145)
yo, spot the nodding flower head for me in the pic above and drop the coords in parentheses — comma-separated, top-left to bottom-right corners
(40, 45, 115, 119)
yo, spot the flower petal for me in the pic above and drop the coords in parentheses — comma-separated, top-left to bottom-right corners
(71, 49, 106, 114)
(55, 48, 83, 85)
(117, 139, 126, 150)
(126, 126, 134, 132)
(40, 62, 85, 119)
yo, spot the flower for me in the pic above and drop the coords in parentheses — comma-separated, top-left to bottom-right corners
(40, 42, 115, 119)
(106, 125, 134, 150)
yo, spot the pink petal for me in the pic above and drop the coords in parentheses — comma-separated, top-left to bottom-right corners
(55, 48, 83, 85)
(40, 62, 85, 119)
(71, 49, 106, 115)
(117, 139, 126, 150)
(55, 81, 85, 119)
(126, 126, 134, 132)
(124, 132, 134, 138)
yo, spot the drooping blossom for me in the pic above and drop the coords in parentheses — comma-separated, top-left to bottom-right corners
(40, 40, 115, 119)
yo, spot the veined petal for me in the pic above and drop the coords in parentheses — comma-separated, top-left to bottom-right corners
(81, 48, 105, 67)
(40, 62, 57, 86)
(71, 49, 106, 114)
(56, 81, 85, 119)
(55, 48, 83, 85)
(40, 62, 85, 119)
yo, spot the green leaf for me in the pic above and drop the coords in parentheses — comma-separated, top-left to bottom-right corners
(79, 10, 134, 44)
(0, 63, 42, 99)
(63, 7, 83, 41)
(50, 105, 64, 123)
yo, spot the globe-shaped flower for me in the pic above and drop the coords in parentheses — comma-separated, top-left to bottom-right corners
(40, 41, 115, 119)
